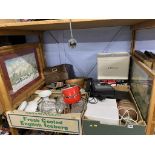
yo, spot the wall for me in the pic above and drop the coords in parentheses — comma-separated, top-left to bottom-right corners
(26, 26, 131, 78)
(43, 26, 131, 79)
(135, 28, 155, 53)
(25, 27, 155, 78)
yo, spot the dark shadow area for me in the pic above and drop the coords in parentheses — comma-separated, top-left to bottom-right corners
(0, 36, 26, 47)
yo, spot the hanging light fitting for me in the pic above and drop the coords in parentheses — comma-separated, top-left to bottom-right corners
(68, 19, 77, 48)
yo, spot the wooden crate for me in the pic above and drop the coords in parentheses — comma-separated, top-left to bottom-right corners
(0, 42, 89, 135)
(83, 57, 155, 135)
(6, 91, 88, 135)
(6, 111, 83, 134)
(82, 85, 146, 135)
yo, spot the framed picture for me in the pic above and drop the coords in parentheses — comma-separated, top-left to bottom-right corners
(0, 45, 41, 99)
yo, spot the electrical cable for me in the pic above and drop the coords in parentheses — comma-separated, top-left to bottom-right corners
(68, 19, 77, 48)
(69, 19, 73, 39)
(88, 97, 98, 104)
(62, 30, 86, 76)
(118, 106, 139, 126)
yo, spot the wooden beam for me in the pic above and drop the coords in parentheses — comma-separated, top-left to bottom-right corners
(0, 29, 41, 36)
(146, 78, 155, 134)
(0, 67, 13, 112)
(152, 121, 155, 125)
(38, 33, 46, 69)
(10, 128, 18, 135)
(0, 19, 148, 31)
(0, 100, 4, 114)
(0, 43, 38, 52)
(130, 28, 136, 55)
(133, 19, 155, 30)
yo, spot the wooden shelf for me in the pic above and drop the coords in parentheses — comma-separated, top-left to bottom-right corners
(133, 19, 155, 30)
(0, 19, 150, 31)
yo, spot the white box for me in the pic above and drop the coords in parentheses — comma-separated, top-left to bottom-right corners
(97, 52, 130, 80)
(85, 98, 119, 125)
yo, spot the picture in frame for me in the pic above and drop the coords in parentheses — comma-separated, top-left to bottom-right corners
(0, 47, 41, 99)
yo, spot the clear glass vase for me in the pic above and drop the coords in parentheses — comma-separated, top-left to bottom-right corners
(55, 97, 66, 114)
(40, 97, 56, 113)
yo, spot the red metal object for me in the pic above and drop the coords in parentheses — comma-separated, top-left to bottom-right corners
(62, 85, 81, 104)
(100, 80, 116, 85)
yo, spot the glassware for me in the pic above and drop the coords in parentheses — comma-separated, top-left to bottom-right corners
(37, 90, 56, 113)
(40, 96, 56, 113)
(55, 97, 65, 114)
(71, 100, 84, 113)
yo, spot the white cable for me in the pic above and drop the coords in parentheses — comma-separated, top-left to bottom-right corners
(118, 106, 139, 126)
(88, 97, 98, 104)
(69, 19, 73, 38)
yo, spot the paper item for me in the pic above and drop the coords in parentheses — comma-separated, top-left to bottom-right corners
(85, 98, 119, 125)
(24, 101, 38, 112)
(96, 98, 117, 107)
(17, 101, 28, 111)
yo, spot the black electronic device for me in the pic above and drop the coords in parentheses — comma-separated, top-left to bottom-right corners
(92, 79, 115, 100)
(85, 78, 129, 101)
(85, 78, 115, 100)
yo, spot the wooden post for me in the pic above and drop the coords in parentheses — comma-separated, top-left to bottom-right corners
(38, 32, 46, 69)
(146, 78, 155, 134)
(130, 28, 136, 56)
(0, 100, 4, 114)
(0, 70, 13, 111)
(0, 68, 19, 135)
